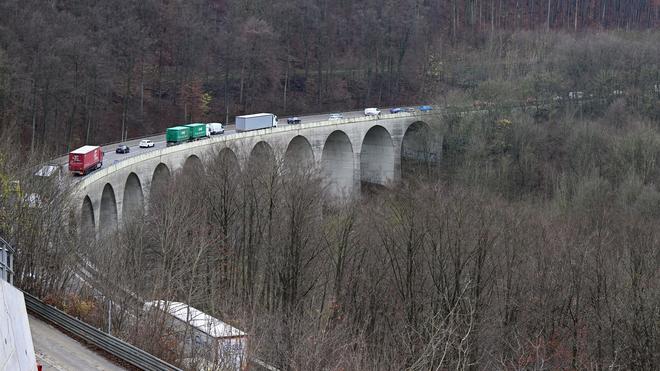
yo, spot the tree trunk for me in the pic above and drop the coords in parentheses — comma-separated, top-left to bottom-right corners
(121, 70, 132, 142)
(283, 43, 290, 113)
(239, 59, 246, 110)
(30, 79, 37, 154)
(316, 49, 323, 109)
(40, 79, 50, 144)
(85, 93, 96, 144)
(491, 0, 495, 32)
(65, 62, 79, 152)
(547, 0, 552, 31)
(140, 60, 144, 126)
(224, 62, 230, 125)
(156, 48, 163, 120)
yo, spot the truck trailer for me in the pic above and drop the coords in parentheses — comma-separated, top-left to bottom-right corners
(69, 145, 103, 175)
(184, 123, 209, 140)
(166, 126, 192, 146)
(235, 113, 278, 132)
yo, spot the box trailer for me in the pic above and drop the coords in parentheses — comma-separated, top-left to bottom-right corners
(184, 123, 208, 140)
(166, 126, 192, 146)
(69, 145, 103, 176)
(235, 113, 278, 132)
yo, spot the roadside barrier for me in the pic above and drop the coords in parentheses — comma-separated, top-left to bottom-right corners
(23, 292, 181, 371)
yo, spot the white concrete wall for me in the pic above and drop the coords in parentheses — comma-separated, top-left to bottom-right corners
(0, 281, 37, 371)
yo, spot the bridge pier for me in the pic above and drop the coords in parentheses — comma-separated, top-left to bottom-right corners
(352, 152, 361, 194)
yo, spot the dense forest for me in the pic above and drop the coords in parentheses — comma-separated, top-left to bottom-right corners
(0, 0, 658, 154)
(7, 96, 660, 369)
(0, 1, 659, 370)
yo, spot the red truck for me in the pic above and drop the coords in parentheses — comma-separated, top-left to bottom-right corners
(68, 145, 104, 175)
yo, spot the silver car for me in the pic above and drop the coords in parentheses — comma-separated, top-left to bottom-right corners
(329, 113, 343, 120)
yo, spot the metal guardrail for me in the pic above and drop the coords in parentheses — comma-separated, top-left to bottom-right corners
(23, 292, 182, 371)
(0, 236, 14, 284)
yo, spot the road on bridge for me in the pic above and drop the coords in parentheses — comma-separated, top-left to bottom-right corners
(51, 107, 391, 183)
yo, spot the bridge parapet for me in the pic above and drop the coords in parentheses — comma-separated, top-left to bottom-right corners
(74, 110, 437, 194)
(71, 110, 441, 236)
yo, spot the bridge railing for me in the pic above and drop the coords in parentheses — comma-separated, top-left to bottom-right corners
(72, 110, 439, 193)
(0, 236, 15, 284)
(24, 291, 182, 371)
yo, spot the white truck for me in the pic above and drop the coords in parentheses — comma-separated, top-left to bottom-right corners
(207, 123, 224, 135)
(235, 113, 278, 132)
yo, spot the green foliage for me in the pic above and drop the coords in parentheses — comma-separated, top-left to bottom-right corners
(436, 97, 660, 204)
(618, 175, 660, 218)
(475, 80, 514, 102)
(200, 92, 212, 116)
(527, 70, 567, 98)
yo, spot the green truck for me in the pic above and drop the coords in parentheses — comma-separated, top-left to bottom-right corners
(185, 123, 209, 140)
(166, 126, 191, 146)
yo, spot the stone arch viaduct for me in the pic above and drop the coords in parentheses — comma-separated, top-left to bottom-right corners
(72, 112, 443, 237)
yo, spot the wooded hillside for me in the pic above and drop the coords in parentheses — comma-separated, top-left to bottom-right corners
(0, 0, 658, 153)
(1, 2, 659, 369)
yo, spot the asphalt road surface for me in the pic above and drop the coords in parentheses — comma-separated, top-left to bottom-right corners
(29, 314, 126, 370)
(100, 108, 379, 164)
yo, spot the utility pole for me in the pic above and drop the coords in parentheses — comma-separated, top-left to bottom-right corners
(107, 299, 112, 334)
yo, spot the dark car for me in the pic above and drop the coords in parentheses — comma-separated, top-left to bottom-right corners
(287, 117, 301, 124)
(389, 108, 403, 114)
(116, 144, 130, 154)
(419, 105, 433, 112)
